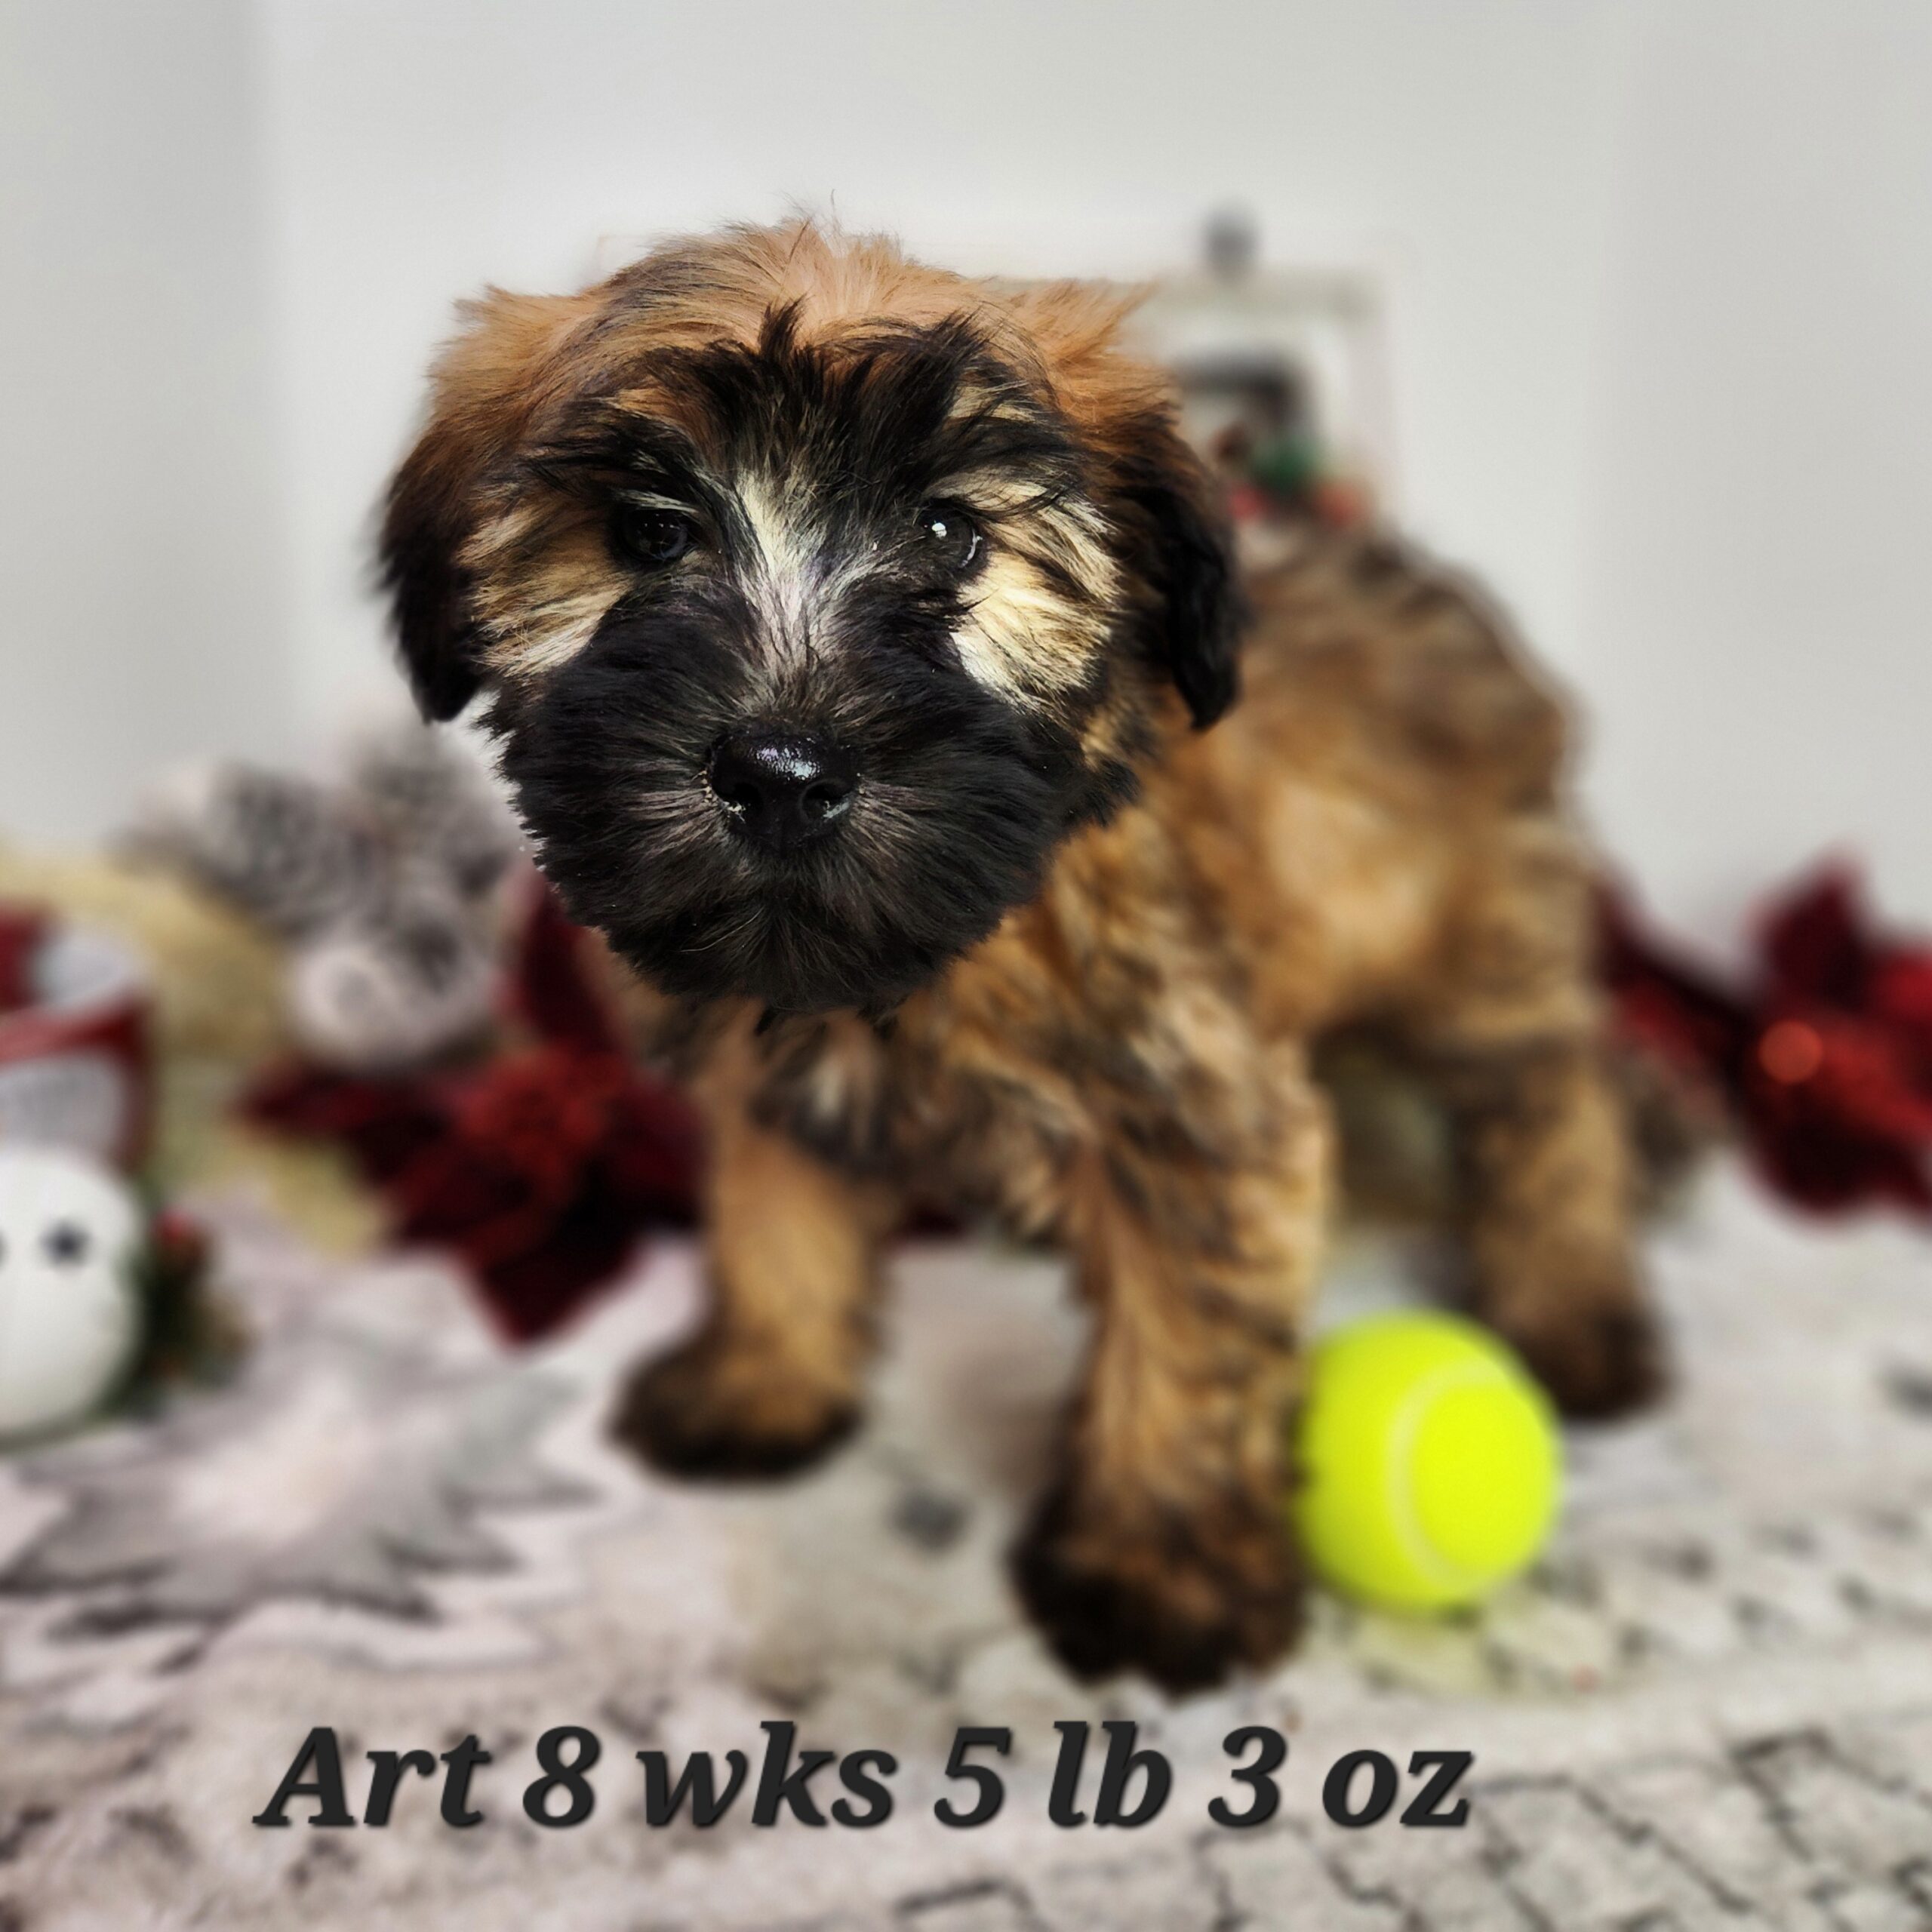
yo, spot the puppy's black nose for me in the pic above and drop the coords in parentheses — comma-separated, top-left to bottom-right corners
(707, 730, 857, 848)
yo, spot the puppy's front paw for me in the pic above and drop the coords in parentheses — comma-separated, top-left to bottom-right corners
(611, 1331, 859, 1480)
(1012, 1484, 1305, 1694)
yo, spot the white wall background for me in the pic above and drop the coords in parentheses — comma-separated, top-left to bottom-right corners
(3, 0, 1929, 946)
(0, 0, 292, 845)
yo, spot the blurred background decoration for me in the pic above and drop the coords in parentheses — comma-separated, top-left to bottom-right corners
(1127, 206, 1390, 543)
(1606, 865, 1932, 1219)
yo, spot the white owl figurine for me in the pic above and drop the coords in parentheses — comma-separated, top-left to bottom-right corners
(0, 1148, 143, 1441)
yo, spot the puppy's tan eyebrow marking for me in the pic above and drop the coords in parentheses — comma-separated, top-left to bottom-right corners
(955, 542, 1110, 703)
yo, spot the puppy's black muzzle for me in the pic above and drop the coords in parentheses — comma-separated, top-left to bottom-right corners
(707, 728, 858, 851)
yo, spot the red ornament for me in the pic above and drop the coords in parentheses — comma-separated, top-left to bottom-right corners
(1602, 862, 1932, 1217)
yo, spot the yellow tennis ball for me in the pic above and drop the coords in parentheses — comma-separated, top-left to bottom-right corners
(1294, 1311, 1561, 1611)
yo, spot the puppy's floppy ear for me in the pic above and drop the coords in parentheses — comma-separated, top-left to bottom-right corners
(1004, 278, 1244, 729)
(1110, 413, 1245, 729)
(380, 288, 589, 721)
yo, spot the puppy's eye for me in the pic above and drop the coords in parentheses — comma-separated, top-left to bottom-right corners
(612, 505, 694, 571)
(915, 503, 983, 575)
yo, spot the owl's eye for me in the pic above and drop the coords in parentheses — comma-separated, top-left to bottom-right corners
(612, 505, 695, 570)
(915, 503, 983, 576)
(43, 1222, 89, 1266)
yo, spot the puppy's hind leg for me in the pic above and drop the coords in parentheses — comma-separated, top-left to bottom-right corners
(613, 1094, 897, 1480)
(1407, 822, 1664, 1420)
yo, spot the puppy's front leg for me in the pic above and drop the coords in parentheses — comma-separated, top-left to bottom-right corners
(614, 1097, 896, 1479)
(1015, 1065, 1332, 1692)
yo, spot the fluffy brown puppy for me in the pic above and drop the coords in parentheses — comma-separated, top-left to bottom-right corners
(382, 220, 1662, 1691)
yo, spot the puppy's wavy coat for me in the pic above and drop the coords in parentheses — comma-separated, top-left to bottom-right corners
(383, 220, 1660, 1691)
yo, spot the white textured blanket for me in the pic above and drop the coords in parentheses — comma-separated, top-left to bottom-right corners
(4, 1162, 1932, 1929)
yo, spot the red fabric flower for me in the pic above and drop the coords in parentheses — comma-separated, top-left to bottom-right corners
(1603, 863, 1932, 1217)
(245, 881, 700, 1341)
